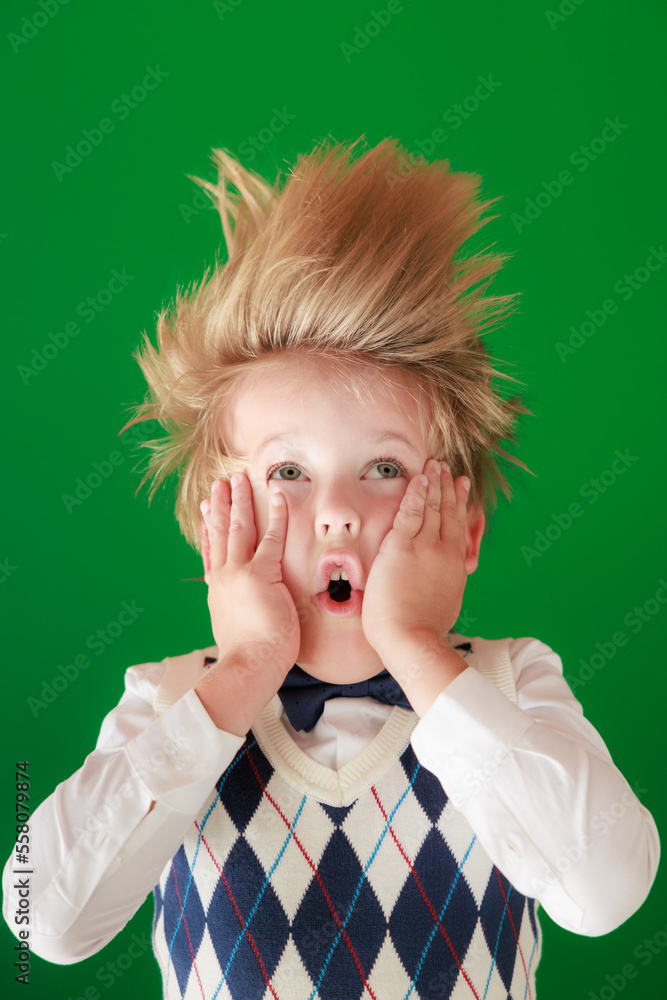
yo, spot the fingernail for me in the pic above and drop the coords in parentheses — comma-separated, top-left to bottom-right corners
(231, 474, 241, 488)
(441, 462, 451, 473)
(462, 478, 471, 492)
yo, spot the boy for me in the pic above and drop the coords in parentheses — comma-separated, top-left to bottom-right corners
(3, 137, 659, 999)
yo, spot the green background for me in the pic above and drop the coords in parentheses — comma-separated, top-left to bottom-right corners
(2, 0, 665, 997)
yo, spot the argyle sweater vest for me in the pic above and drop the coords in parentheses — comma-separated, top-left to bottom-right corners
(151, 638, 542, 999)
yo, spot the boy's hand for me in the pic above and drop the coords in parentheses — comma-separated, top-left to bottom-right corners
(197, 474, 300, 732)
(361, 459, 470, 662)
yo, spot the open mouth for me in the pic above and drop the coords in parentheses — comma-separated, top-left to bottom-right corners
(315, 556, 363, 617)
(327, 578, 352, 603)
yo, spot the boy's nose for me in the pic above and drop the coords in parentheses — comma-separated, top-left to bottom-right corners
(313, 483, 361, 538)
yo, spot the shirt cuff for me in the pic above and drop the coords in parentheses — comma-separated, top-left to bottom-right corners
(124, 687, 246, 813)
(411, 665, 536, 810)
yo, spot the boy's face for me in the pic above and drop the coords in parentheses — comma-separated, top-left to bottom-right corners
(206, 354, 484, 684)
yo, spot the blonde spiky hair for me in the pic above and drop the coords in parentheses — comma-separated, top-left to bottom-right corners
(122, 135, 533, 551)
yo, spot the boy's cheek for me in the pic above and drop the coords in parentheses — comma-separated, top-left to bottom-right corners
(377, 492, 405, 534)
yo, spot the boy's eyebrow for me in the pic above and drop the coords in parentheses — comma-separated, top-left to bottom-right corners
(255, 431, 421, 456)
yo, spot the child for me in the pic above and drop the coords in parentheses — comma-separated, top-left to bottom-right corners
(3, 137, 659, 999)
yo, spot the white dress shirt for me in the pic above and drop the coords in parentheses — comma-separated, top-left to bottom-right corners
(2, 635, 660, 965)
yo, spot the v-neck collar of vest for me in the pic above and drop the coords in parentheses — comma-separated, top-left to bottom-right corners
(251, 701, 419, 807)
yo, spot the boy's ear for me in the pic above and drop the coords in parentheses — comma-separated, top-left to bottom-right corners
(464, 504, 485, 575)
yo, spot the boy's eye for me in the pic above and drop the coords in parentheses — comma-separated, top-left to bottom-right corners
(365, 459, 405, 479)
(268, 464, 303, 481)
(266, 457, 407, 481)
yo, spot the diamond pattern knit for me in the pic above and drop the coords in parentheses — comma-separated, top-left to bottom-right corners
(152, 699, 542, 999)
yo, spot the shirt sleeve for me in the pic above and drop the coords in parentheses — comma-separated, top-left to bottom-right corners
(2, 656, 246, 964)
(410, 636, 661, 937)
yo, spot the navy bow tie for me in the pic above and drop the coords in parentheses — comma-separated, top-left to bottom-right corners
(276, 641, 473, 732)
(278, 665, 412, 732)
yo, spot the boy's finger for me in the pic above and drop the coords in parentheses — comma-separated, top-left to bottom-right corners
(459, 475, 471, 503)
(205, 480, 231, 572)
(438, 463, 463, 541)
(393, 473, 428, 538)
(254, 490, 288, 571)
(421, 459, 443, 536)
(226, 473, 257, 565)
(200, 504, 212, 579)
